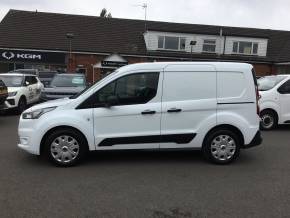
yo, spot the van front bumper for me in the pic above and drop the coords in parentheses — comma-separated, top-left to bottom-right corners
(18, 118, 41, 155)
(242, 131, 262, 149)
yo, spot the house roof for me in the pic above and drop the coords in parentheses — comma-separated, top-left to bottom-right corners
(1, 9, 290, 63)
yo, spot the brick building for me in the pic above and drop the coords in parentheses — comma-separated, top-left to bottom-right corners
(1, 9, 290, 82)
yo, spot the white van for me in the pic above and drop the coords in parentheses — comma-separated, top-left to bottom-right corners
(18, 62, 262, 166)
(258, 75, 290, 130)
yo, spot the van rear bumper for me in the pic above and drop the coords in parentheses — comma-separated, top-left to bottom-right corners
(242, 131, 262, 149)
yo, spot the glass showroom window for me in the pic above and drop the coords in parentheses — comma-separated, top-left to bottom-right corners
(232, 41, 259, 55)
(202, 39, 216, 53)
(158, 36, 186, 51)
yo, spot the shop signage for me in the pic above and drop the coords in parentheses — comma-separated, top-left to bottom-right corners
(0, 49, 66, 64)
(101, 60, 128, 68)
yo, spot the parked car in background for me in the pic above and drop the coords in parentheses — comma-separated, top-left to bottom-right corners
(0, 79, 8, 109)
(38, 71, 58, 87)
(40, 73, 86, 101)
(8, 69, 39, 76)
(18, 62, 261, 167)
(0, 73, 43, 113)
(258, 75, 290, 130)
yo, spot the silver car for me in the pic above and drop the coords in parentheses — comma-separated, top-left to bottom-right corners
(41, 74, 87, 101)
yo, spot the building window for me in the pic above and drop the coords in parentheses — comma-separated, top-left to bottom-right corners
(180, 38, 186, 50)
(232, 41, 259, 55)
(158, 36, 164, 49)
(202, 39, 216, 53)
(158, 36, 186, 51)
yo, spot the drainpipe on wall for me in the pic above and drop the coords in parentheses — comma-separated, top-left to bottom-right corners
(219, 28, 223, 56)
(223, 36, 226, 56)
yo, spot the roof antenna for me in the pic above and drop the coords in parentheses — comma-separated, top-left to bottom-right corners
(133, 3, 148, 33)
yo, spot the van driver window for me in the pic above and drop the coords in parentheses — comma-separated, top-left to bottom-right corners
(95, 72, 159, 106)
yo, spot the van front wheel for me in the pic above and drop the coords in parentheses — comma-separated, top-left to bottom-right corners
(203, 129, 240, 164)
(44, 128, 88, 167)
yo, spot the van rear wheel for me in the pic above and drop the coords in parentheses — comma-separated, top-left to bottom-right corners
(260, 110, 277, 130)
(203, 129, 240, 164)
(44, 128, 88, 167)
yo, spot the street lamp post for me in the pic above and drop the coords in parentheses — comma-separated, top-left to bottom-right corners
(66, 33, 74, 72)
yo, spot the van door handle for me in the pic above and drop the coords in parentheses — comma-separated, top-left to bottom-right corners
(167, 108, 182, 113)
(141, 110, 156, 115)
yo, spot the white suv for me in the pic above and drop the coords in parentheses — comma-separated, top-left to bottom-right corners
(258, 75, 290, 130)
(0, 73, 43, 113)
(18, 62, 262, 166)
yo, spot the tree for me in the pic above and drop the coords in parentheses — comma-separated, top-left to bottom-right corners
(100, 8, 112, 18)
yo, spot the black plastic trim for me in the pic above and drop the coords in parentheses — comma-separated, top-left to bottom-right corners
(167, 108, 182, 113)
(141, 110, 156, 115)
(243, 130, 262, 149)
(7, 99, 15, 105)
(98, 133, 196, 147)
(217, 102, 255, 105)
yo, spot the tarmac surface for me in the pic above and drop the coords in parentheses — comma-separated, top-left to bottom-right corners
(0, 114, 289, 218)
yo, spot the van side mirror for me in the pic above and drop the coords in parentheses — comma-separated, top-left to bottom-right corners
(105, 95, 118, 107)
(25, 81, 30, 86)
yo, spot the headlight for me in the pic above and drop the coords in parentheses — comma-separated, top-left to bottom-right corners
(8, 92, 17, 97)
(22, 107, 57, 119)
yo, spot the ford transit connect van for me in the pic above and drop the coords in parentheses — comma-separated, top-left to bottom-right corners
(18, 62, 262, 166)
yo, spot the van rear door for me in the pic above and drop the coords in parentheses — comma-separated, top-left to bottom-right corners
(160, 64, 217, 149)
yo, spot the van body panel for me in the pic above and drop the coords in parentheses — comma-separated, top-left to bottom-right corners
(160, 65, 217, 148)
(217, 67, 260, 137)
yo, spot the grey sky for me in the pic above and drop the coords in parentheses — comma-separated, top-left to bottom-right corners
(1, 0, 290, 30)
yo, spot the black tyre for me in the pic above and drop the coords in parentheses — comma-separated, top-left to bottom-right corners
(43, 128, 88, 167)
(260, 110, 277, 130)
(202, 129, 241, 164)
(17, 97, 27, 114)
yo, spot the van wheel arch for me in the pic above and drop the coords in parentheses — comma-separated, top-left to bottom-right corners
(40, 126, 89, 155)
(203, 124, 244, 148)
(260, 108, 278, 119)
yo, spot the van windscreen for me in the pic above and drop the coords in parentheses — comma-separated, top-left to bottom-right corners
(258, 76, 286, 91)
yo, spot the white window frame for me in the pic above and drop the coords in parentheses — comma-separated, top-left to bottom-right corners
(158, 36, 186, 51)
(232, 41, 259, 55)
(202, 39, 216, 53)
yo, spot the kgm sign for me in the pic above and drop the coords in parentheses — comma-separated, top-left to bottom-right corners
(1, 51, 41, 60)
(0, 49, 66, 64)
